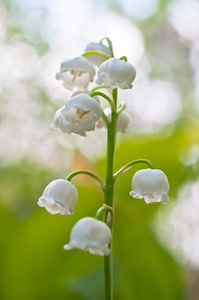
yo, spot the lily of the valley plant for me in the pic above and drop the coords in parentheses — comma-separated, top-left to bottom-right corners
(38, 37, 170, 300)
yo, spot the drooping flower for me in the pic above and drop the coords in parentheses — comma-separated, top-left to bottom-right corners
(129, 169, 170, 204)
(56, 56, 96, 90)
(38, 179, 78, 215)
(96, 58, 136, 89)
(64, 217, 112, 256)
(96, 107, 130, 133)
(85, 42, 112, 66)
(50, 93, 102, 136)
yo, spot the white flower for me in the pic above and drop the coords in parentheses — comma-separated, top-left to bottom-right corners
(96, 58, 136, 89)
(51, 93, 102, 136)
(38, 179, 78, 215)
(129, 169, 170, 204)
(64, 217, 112, 256)
(85, 42, 112, 66)
(96, 107, 130, 133)
(116, 111, 130, 133)
(56, 56, 96, 90)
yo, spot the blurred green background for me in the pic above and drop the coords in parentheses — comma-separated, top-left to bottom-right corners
(1, 0, 199, 299)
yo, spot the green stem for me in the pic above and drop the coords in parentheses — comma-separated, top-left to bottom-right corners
(66, 170, 105, 191)
(90, 92, 115, 111)
(117, 102, 127, 115)
(95, 205, 115, 230)
(101, 111, 111, 126)
(119, 56, 127, 62)
(104, 88, 118, 300)
(113, 159, 154, 180)
(90, 86, 111, 93)
(100, 37, 114, 57)
(82, 50, 110, 59)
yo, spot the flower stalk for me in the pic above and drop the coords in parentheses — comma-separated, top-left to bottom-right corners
(114, 159, 154, 180)
(100, 37, 114, 57)
(82, 50, 111, 59)
(66, 170, 105, 191)
(38, 37, 170, 300)
(95, 204, 115, 230)
(103, 88, 118, 300)
(90, 91, 115, 111)
(90, 85, 111, 93)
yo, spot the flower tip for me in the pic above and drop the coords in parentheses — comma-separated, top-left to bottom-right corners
(63, 244, 72, 250)
(50, 123, 57, 131)
(55, 72, 61, 80)
(60, 207, 75, 215)
(104, 248, 111, 256)
(37, 198, 44, 207)
(161, 195, 170, 205)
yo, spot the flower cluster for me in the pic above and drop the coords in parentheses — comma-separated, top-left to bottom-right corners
(38, 179, 112, 255)
(38, 38, 170, 258)
(51, 40, 137, 138)
(38, 167, 169, 255)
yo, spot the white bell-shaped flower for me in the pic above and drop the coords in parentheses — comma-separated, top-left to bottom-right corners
(56, 56, 96, 90)
(50, 93, 102, 137)
(96, 58, 136, 89)
(129, 169, 170, 204)
(64, 217, 112, 256)
(96, 107, 130, 133)
(38, 179, 78, 215)
(85, 42, 112, 66)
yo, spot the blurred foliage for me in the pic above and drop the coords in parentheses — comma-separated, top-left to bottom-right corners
(1, 0, 49, 54)
(1, 125, 198, 300)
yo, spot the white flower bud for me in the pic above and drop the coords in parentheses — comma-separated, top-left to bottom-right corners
(56, 56, 96, 90)
(51, 93, 102, 137)
(96, 58, 136, 89)
(129, 169, 170, 204)
(64, 217, 112, 256)
(38, 179, 78, 215)
(85, 42, 112, 66)
(96, 107, 130, 133)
